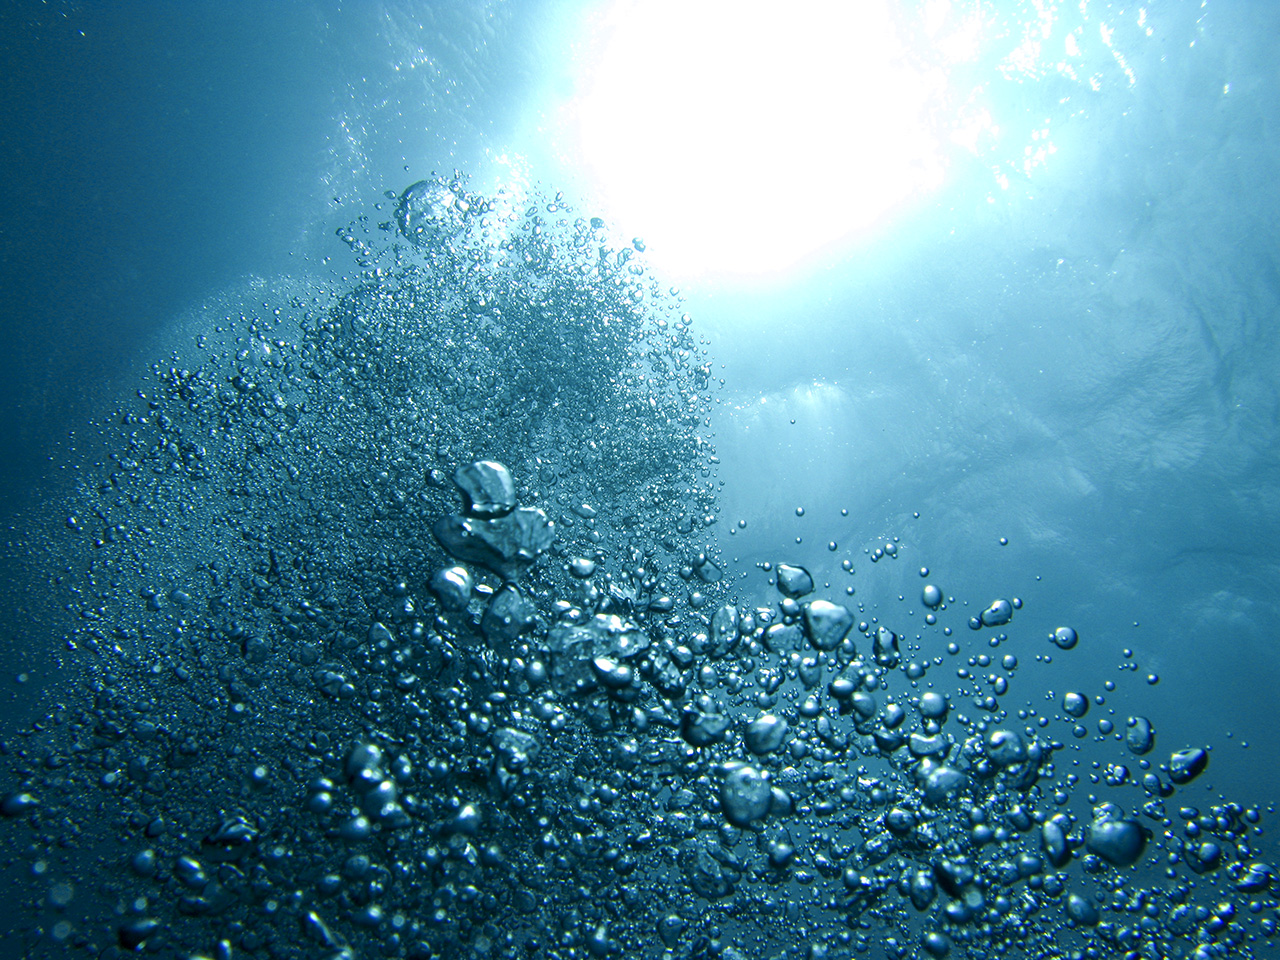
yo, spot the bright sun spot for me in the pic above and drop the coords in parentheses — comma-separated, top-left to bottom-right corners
(562, 0, 954, 283)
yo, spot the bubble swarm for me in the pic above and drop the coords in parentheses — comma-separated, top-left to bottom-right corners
(0, 176, 1274, 960)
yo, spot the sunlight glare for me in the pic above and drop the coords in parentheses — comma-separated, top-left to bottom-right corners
(564, 0, 951, 283)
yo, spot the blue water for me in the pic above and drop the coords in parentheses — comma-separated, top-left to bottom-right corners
(1, 2, 1278, 957)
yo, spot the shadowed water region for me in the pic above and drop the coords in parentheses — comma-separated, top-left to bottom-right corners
(0, 177, 1275, 960)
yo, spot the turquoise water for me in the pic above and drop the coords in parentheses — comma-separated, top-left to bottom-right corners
(0, 2, 1277, 958)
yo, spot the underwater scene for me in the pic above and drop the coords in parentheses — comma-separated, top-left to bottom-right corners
(1, 2, 1278, 959)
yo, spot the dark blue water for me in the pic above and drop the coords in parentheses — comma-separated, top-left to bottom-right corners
(2, 2, 1277, 958)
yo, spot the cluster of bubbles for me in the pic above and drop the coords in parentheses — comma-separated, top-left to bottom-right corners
(0, 175, 1275, 960)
